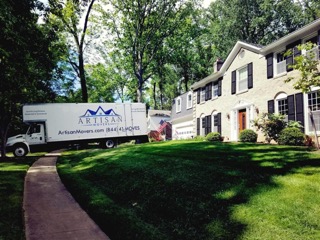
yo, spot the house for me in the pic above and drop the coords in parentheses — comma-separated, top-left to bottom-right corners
(171, 91, 194, 140)
(147, 109, 172, 140)
(190, 18, 320, 142)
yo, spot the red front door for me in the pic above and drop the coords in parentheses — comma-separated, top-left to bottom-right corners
(238, 109, 246, 132)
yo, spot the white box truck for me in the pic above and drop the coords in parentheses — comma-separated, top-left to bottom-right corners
(6, 103, 148, 157)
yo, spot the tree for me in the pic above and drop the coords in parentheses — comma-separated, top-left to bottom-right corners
(206, 0, 308, 59)
(48, 0, 97, 103)
(100, 0, 195, 102)
(0, 0, 60, 158)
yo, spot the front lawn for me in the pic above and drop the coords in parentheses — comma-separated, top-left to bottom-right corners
(57, 141, 320, 240)
(0, 157, 38, 240)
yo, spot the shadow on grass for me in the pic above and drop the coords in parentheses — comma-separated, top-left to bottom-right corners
(58, 142, 320, 240)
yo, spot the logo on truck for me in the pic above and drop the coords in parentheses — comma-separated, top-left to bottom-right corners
(78, 106, 122, 126)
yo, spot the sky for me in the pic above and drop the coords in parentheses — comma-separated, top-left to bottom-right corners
(202, 0, 214, 8)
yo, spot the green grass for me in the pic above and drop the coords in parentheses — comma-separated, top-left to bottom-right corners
(57, 141, 320, 240)
(0, 156, 38, 240)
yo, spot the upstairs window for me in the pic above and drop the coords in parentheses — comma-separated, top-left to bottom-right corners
(187, 92, 192, 109)
(276, 51, 286, 75)
(238, 66, 248, 92)
(176, 97, 181, 113)
(213, 82, 219, 98)
(201, 87, 206, 102)
(232, 63, 252, 95)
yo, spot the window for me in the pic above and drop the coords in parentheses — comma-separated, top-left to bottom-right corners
(276, 51, 286, 75)
(238, 66, 248, 92)
(232, 63, 252, 95)
(176, 97, 181, 113)
(201, 87, 206, 102)
(275, 93, 288, 121)
(278, 98, 288, 115)
(213, 82, 219, 98)
(187, 92, 192, 109)
(308, 91, 320, 132)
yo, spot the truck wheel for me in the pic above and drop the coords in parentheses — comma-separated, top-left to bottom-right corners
(13, 144, 28, 157)
(105, 139, 115, 149)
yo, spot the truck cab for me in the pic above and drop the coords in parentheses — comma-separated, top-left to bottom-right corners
(6, 123, 46, 157)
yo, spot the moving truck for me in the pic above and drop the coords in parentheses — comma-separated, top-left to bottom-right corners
(6, 103, 148, 157)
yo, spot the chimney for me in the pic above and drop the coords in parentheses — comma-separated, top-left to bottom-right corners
(213, 58, 224, 72)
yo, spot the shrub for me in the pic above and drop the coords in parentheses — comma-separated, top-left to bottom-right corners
(239, 129, 257, 143)
(206, 132, 222, 142)
(253, 113, 286, 143)
(194, 135, 206, 141)
(278, 127, 305, 146)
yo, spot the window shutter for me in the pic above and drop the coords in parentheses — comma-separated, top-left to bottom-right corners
(217, 113, 221, 135)
(286, 40, 301, 72)
(248, 62, 253, 89)
(208, 83, 212, 100)
(293, 40, 302, 59)
(268, 100, 274, 114)
(218, 77, 222, 96)
(197, 118, 200, 135)
(197, 89, 200, 104)
(295, 93, 304, 131)
(288, 94, 295, 121)
(266, 53, 274, 79)
(206, 115, 211, 135)
(231, 70, 236, 94)
(286, 44, 294, 72)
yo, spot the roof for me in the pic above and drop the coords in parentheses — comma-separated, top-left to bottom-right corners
(148, 110, 171, 117)
(191, 41, 262, 89)
(191, 18, 320, 90)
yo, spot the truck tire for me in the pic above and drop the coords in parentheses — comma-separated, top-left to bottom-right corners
(13, 144, 28, 157)
(105, 139, 115, 149)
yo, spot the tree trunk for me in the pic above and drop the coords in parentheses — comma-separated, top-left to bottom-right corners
(78, 53, 88, 103)
(153, 82, 157, 109)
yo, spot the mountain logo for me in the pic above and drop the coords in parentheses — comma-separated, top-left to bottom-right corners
(78, 106, 122, 126)
(80, 106, 119, 118)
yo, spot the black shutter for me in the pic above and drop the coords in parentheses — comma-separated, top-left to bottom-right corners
(268, 100, 274, 114)
(217, 113, 221, 135)
(206, 115, 211, 135)
(286, 40, 301, 72)
(293, 40, 302, 59)
(288, 94, 295, 121)
(208, 83, 212, 100)
(205, 85, 209, 101)
(266, 53, 274, 79)
(248, 62, 253, 89)
(218, 77, 222, 96)
(197, 89, 200, 104)
(231, 70, 236, 94)
(286, 44, 294, 72)
(197, 118, 200, 135)
(295, 93, 305, 131)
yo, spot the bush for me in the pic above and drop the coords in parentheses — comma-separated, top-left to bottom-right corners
(278, 127, 305, 146)
(239, 129, 257, 143)
(206, 132, 222, 142)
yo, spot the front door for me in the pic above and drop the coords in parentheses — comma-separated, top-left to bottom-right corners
(238, 109, 247, 133)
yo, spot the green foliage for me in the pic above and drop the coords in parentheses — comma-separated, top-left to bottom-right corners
(278, 127, 305, 146)
(253, 113, 287, 143)
(206, 132, 222, 142)
(239, 129, 258, 143)
(285, 42, 320, 93)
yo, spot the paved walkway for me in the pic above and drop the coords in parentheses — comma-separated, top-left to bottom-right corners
(23, 151, 110, 240)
